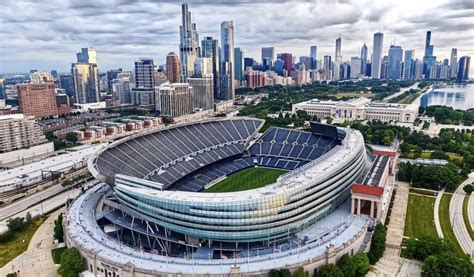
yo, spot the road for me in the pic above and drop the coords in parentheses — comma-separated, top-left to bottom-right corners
(0, 180, 97, 234)
(450, 177, 474, 258)
(383, 82, 419, 102)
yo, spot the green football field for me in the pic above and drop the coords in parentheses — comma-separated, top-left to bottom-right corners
(204, 167, 288, 193)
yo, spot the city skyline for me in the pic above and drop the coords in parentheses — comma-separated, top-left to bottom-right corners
(0, 0, 473, 76)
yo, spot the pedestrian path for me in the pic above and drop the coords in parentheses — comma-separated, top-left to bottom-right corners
(433, 188, 445, 239)
(0, 208, 62, 277)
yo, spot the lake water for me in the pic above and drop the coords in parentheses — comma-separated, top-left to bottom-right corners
(420, 84, 474, 111)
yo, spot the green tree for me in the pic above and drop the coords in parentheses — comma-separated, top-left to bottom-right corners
(292, 267, 309, 277)
(279, 268, 291, 277)
(54, 213, 64, 242)
(336, 254, 356, 277)
(422, 252, 474, 277)
(315, 264, 344, 277)
(368, 224, 386, 264)
(463, 184, 474, 194)
(25, 212, 32, 224)
(57, 247, 86, 277)
(7, 217, 26, 232)
(65, 132, 78, 144)
(268, 269, 281, 277)
(351, 252, 371, 276)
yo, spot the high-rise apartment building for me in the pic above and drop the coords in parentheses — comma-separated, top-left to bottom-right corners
(201, 37, 220, 100)
(371, 32, 384, 79)
(450, 48, 458, 78)
(457, 56, 471, 82)
(166, 52, 180, 83)
(134, 58, 155, 88)
(280, 53, 293, 75)
(234, 48, 245, 84)
(17, 82, 59, 118)
(220, 21, 235, 101)
(179, 3, 200, 82)
(187, 58, 214, 110)
(360, 43, 368, 75)
(156, 83, 194, 116)
(71, 47, 100, 104)
(403, 50, 414, 79)
(335, 36, 342, 62)
(106, 69, 122, 92)
(310, 46, 318, 70)
(112, 78, 132, 105)
(0, 114, 48, 153)
(262, 47, 275, 69)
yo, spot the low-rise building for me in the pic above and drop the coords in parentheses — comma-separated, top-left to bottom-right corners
(292, 97, 419, 123)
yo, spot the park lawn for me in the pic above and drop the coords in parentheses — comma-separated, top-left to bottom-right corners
(408, 188, 438, 197)
(404, 193, 438, 239)
(0, 217, 46, 267)
(439, 194, 464, 256)
(205, 167, 287, 193)
(420, 151, 432, 159)
(462, 195, 474, 240)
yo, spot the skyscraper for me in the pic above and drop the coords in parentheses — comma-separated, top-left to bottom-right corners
(350, 57, 362, 78)
(371, 32, 384, 79)
(156, 83, 194, 116)
(112, 78, 132, 105)
(262, 47, 275, 69)
(71, 48, 100, 104)
(201, 37, 220, 100)
(360, 43, 368, 75)
(166, 52, 180, 83)
(0, 78, 5, 100)
(280, 53, 293, 75)
(234, 47, 244, 84)
(220, 21, 235, 100)
(59, 74, 74, 97)
(450, 48, 458, 78)
(17, 82, 59, 118)
(134, 58, 155, 88)
(335, 36, 342, 62)
(423, 31, 436, 76)
(323, 55, 332, 72)
(457, 56, 471, 82)
(106, 69, 122, 92)
(188, 58, 214, 110)
(179, 3, 200, 82)
(403, 50, 414, 80)
(310, 46, 318, 70)
(387, 45, 403, 80)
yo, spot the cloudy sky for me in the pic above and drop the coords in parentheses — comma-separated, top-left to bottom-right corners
(0, 0, 473, 75)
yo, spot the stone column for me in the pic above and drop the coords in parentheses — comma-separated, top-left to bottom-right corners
(351, 198, 355, 214)
(357, 198, 361, 215)
(370, 200, 374, 218)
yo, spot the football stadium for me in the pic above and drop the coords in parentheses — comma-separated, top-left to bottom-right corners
(65, 118, 370, 276)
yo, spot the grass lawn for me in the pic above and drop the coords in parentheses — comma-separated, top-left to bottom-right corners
(409, 188, 438, 197)
(51, 246, 67, 264)
(462, 195, 474, 240)
(331, 92, 372, 99)
(204, 167, 287, 193)
(404, 193, 437, 239)
(0, 217, 46, 267)
(439, 194, 464, 255)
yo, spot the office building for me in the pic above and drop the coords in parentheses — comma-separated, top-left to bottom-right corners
(457, 56, 471, 81)
(106, 69, 122, 92)
(220, 21, 235, 101)
(413, 59, 424, 80)
(156, 82, 193, 116)
(403, 50, 414, 79)
(59, 74, 74, 97)
(112, 78, 132, 105)
(450, 48, 458, 78)
(131, 88, 155, 107)
(323, 55, 332, 72)
(310, 46, 318, 69)
(380, 56, 389, 79)
(299, 56, 311, 71)
(166, 52, 180, 83)
(274, 59, 285, 76)
(387, 45, 403, 80)
(332, 61, 341, 81)
(179, 3, 200, 82)
(335, 36, 342, 62)
(350, 57, 362, 78)
(292, 97, 418, 123)
(234, 47, 245, 84)
(201, 37, 220, 100)
(17, 82, 59, 118)
(0, 78, 5, 99)
(262, 47, 275, 69)
(371, 32, 384, 79)
(422, 31, 436, 77)
(71, 48, 100, 104)
(360, 43, 368, 75)
(0, 114, 49, 153)
(30, 71, 53, 84)
(280, 53, 293, 75)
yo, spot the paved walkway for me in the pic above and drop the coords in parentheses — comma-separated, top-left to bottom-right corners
(433, 188, 445, 239)
(469, 192, 474, 232)
(368, 182, 421, 276)
(0, 208, 63, 277)
(450, 177, 474, 258)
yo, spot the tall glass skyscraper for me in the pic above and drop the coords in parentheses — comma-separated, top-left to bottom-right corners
(387, 46, 403, 80)
(234, 47, 244, 85)
(201, 37, 220, 100)
(310, 46, 318, 70)
(71, 48, 100, 104)
(360, 43, 368, 75)
(423, 31, 436, 76)
(450, 48, 458, 78)
(403, 50, 414, 80)
(371, 32, 384, 79)
(457, 56, 471, 82)
(220, 21, 235, 100)
(261, 47, 275, 69)
(179, 3, 200, 82)
(335, 37, 342, 62)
